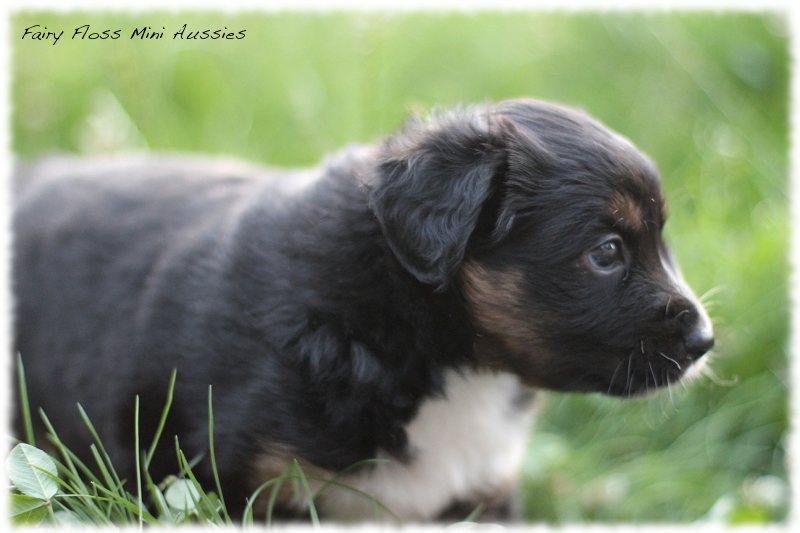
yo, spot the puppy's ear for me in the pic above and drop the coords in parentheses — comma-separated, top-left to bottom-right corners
(369, 111, 508, 290)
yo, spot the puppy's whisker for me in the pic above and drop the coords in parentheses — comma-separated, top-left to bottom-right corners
(665, 296, 672, 318)
(626, 353, 634, 398)
(699, 285, 725, 304)
(666, 375, 674, 404)
(658, 352, 681, 370)
(648, 361, 658, 389)
(608, 358, 626, 395)
(702, 364, 739, 387)
(673, 309, 691, 320)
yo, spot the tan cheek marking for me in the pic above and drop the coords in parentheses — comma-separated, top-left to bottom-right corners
(609, 192, 645, 232)
(461, 260, 539, 355)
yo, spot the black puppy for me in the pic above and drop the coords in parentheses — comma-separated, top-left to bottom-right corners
(12, 99, 713, 522)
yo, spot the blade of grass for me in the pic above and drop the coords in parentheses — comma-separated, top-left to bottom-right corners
(302, 474, 399, 521)
(173, 437, 225, 525)
(135, 395, 143, 531)
(51, 494, 113, 526)
(89, 480, 114, 523)
(38, 410, 139, 522)
(45, 496, 58, 525)
(207, 385, 232, 524)
(461, 503, 485, 522)
(46, 462, 110, 522)
(16, 354, 36, 446)
(244, 461, 398, 525)
(243, 474, 294, 526)
(266, 463, 291, 528)
(145, 369, 178, 470)
(93, 484, 161, 525)
(31, 462, 114, 526)
(77, 404, 133, 522)
(290, 459, 320, 527)
(292, 459, 320, 529)
(53, 488, 118, 525)
(314, 457, 388, 498)
(39, 410, 102, 488)
(89, 444, 122, 499)
(178, 460, 224, 524)
(77, 404, 125, 493)
(171, 435, 206, 478)
(143, 467, 171, 522)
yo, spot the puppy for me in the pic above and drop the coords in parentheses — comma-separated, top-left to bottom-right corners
(12, 99, 714, 523)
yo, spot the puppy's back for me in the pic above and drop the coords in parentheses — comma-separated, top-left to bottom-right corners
(12, 155, 299, 466)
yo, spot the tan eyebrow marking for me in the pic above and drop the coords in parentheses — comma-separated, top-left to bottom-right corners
(609, 192, 645, 232)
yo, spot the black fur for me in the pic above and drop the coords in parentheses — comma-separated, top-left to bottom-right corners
(12, 99, 713, 521)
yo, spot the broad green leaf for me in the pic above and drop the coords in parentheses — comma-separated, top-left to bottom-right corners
(9, 493, 47, 526)
(7, 443, 59, 499)
(165, 478, 201, 512)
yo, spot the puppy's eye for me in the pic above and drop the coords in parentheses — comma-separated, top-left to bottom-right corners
(588, 239, 623, 271)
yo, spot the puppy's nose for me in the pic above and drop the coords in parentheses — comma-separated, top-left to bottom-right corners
(665, 293, 714, 360)
(684, 326, 714, 359)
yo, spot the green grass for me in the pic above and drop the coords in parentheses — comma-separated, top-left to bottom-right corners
(8, 358, 224, 527)
(9, 10, 790, 524)
(8, 358, 401, 527)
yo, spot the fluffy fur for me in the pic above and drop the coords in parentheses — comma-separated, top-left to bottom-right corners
(12, 99, 713, 522)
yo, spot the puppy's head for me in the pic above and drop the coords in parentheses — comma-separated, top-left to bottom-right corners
(368, 99, 713, 396)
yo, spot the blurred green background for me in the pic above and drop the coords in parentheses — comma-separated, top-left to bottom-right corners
(11, 10, 790, 524)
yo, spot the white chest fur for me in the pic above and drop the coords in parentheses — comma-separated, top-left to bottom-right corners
(317, 369, 537, 522)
